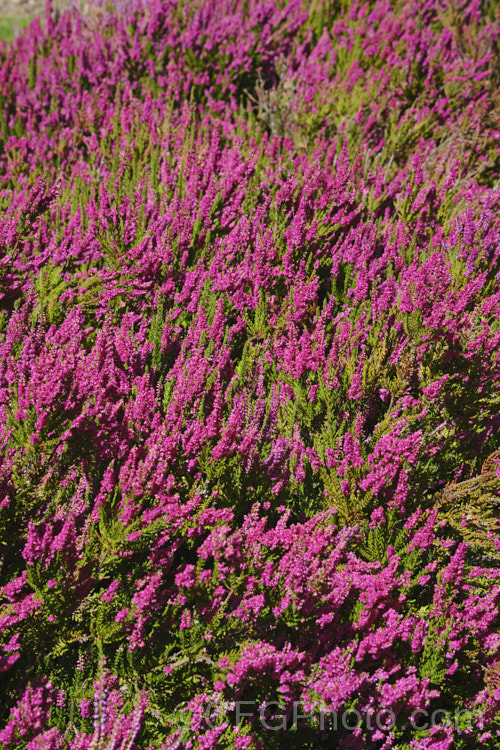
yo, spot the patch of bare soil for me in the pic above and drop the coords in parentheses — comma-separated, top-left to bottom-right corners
(0, 0, 68, 21)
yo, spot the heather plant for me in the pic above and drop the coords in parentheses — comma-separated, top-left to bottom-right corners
(0, 0, 500, 748)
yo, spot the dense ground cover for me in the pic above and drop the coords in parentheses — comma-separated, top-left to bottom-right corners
(1, 0, 500, 747)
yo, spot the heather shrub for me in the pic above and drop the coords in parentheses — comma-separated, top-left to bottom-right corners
(0, 0, 500, 748)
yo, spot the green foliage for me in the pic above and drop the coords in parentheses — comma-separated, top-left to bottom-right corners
(0, 16, 31, 43)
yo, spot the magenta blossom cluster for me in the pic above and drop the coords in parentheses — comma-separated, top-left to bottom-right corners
(0, 0, 500, 748)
